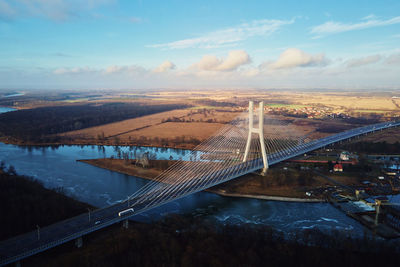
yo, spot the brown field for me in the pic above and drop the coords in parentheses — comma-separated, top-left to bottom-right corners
(4, 89, 400, 148)
(144, 90, 400, 111)
(60, 109, 191, 139)
(118, 122, 225, 140)
(61, 108, 241, 145)
(287, 92, 398, 112)
(79, 159, 163, 180)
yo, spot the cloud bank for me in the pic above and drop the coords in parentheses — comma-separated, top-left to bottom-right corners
(153, 61, 176, 73)
(346, 55, 382, 68)
(193, 50, 251, 71)
(40, 49, 400, 90)
(311, 15, 400, 37)
(53, 66, 96, 75)
(268, 48, 328, 69)
(385, 53, 400, 65)
(148, 18, 294, 49)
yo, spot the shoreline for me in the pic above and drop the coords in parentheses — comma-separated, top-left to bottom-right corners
(210, 190, 326, 202)
(78, 158, 324, 203)
(0, 137, 197, 150)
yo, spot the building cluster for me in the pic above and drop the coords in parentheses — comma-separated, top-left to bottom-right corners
(333, 151, 353, 172)
(264, 105, 350, 119)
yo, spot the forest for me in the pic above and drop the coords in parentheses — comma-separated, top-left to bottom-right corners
(0, 103, 188, 143)
(338, 141, 400, 154)
(0, 163, 91, 241)
(31, 214, 400, 267)
(194, 99, 237, 107)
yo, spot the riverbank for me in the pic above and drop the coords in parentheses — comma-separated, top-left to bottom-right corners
(78, 158, 324, 202)
(213, 191, 325, 202)
(0, 136, 198, 150)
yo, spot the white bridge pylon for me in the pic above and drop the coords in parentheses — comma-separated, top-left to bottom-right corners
(243, 101, 268, 174)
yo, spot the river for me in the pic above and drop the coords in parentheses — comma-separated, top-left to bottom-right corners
(0, 142, 368, 236)
(1, 93, 24, 98)
(0, 107, 16, 113)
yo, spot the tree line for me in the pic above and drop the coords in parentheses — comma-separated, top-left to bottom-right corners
(38, 214, 400, 267)
(338, 141, 400, 154)
(0, 162, 91, 241)
(0, 103, 188, 143)
(126, 135, 202, 147)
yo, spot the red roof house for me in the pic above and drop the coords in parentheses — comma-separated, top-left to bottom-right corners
(333, 163, 343, 172)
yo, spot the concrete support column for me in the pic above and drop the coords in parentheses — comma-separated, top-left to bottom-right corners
(243, 101, 254, 162)
(123, 219, 129, 229)
(259, 101, 268, 175)
(75, 237, 83, 248)
(243, 101, 268, 175)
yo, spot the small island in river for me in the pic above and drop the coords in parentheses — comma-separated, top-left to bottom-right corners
(78, 158, 326, 202)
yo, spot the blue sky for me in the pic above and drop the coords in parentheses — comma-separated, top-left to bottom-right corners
(0, 0, 400, 90)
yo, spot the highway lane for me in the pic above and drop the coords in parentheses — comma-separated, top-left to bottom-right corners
(0, 120, 399, 266)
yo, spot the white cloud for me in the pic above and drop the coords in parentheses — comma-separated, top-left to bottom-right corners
(362, 14, 377, 20)
(268, 48, 328, 69)
(148, 18, 294, 49)
(346, 55, 382, 68)
(242, 67, 260, 77)
(104, 65, 145, 75)
(311, 16, 400, 37)
(193, 50, 251, 71)
(385, 53, 400, 65)
(54, 64, 147, 76)
(216, 50, 251, 71)
(153, 61, 176, 73)
(53, 66, 96, 75)
(43, 49, 400, 90)
(105, 65, 125, 74)
(196, 55, 221, 71)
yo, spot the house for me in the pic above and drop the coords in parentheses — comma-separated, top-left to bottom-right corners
(333, 163, 343, 172)
(340, 151, 350, 161)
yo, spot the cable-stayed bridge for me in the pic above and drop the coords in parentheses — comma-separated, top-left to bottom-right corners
(1, 101, 399, 266)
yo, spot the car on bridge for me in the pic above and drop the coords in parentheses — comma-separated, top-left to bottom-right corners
(118, 208, 134, 217)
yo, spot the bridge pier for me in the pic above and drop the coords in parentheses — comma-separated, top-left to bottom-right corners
(123, 219, 129, 229)
(243, 101, 268, 175)
(75, 237, 83, 248)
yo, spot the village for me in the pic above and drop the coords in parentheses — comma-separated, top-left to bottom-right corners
(285, 147, 400, 238)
